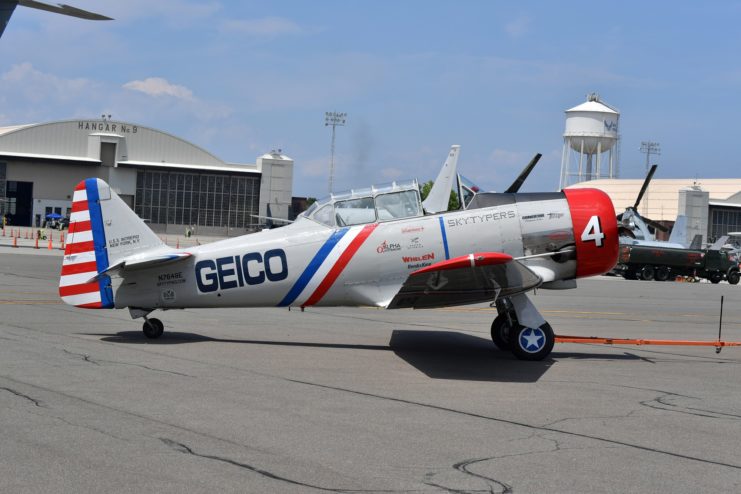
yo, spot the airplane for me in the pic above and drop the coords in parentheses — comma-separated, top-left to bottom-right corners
(0, 0, 111, 38)
(58, 146, 618, 361)
(617, 164, 701, 249)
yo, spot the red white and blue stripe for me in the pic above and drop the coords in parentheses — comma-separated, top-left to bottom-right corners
(278, 223, 377, 307)
(58, 179, 114, 309)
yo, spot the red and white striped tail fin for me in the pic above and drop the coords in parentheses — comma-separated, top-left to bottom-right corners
(59, 178, 164, 309)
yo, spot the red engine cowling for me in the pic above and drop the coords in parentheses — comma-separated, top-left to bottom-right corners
(563, 188, 618, 278)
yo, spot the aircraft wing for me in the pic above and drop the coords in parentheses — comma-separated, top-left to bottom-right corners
(386, 252, 542, 309)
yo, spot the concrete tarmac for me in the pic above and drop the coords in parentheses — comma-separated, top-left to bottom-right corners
(1, 250, 741, 493)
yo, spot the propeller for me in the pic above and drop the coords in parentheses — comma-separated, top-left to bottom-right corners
(619, 164, 669, 239)
(505, 153, 542, 193)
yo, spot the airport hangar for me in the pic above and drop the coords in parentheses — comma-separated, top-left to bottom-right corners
(568, 178, 741, 244)
(0, 119, 294, 236)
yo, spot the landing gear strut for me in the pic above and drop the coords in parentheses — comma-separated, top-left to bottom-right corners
(491, 296, 555, 361)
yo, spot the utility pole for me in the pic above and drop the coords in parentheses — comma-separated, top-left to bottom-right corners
(639, 141, 660, 217)
(325, 111, 346, 194)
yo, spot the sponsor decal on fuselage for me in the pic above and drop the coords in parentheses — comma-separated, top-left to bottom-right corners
(447, 210, 516, 227)
(522, 213, 545, 222)
(407, 262, 433, 270)
(401, 226, 424, 234)
(548, 212, 565, 219)
(402, 252, 435, 263)
(377, 240, 401, 253)
(406, 237, 423, 249)
(195, 249, 288, 293)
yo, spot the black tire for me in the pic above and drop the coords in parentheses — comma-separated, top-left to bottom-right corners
(510, 323, 555, 361)
(640, 265, 654, 281)
(710, 272, 723, 284)
(623, 269, 638, 280)
(490, 314, 512, 350)
(654, 266, 670, 282)
(143, 318, 164, 339)
(727, 270, 740, 285)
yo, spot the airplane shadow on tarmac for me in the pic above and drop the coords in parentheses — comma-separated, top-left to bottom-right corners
(85, 329, 648, 383)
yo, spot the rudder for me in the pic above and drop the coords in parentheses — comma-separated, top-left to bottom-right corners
(59, 178, 164, 308)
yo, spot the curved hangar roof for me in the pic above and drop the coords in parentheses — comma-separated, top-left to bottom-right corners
(567, 178, 741, 221)
(0, 119, 259, 174)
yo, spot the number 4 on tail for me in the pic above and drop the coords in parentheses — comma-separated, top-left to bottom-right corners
(581, 215, 604, 247)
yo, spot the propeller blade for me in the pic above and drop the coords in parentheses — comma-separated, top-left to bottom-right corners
(634, 164, 658, 209)
(505, 153, 542, 193)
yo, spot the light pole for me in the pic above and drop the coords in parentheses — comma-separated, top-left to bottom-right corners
(325, 111, 346, 194)
(639, 141, 660, 217)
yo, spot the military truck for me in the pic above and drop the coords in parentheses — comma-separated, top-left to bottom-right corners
(617, 243, 740, 284)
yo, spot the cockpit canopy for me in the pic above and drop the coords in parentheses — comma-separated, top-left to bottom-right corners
(301, 180, 422, 227)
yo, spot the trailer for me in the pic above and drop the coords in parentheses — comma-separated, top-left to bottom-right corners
(617, 243, 740, 284)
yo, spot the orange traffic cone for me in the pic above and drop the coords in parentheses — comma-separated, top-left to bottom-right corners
(47, 237, 52, 250)
(176, 238, 180, 249)
(34, 237, 39, 249)
(12, 235, 17, 248)
(60, 236, 65, 250)
(24, 230, 28, 239)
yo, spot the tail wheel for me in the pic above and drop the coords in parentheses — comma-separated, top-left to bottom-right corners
(728, 270, 740, 285)
(654, 266, 670, 282)
(490, 314, 512, 350)
(510, 323, 555, 361)
(640, 265, 654, 281)
(143, 318, 164, 339)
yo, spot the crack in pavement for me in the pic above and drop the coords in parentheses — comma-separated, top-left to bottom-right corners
(0, 386, 45, 407)
(641, 393, 741, 420)
(62, 349, 193, 377)
(283, 377, 741, 472)
(159, 438, 415, 493)
(542, 380, 741, 422)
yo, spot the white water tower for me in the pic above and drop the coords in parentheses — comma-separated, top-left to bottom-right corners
(559, 93, 620, 189)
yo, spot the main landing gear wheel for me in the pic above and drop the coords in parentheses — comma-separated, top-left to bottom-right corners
(490, 314, 512, 350)
(510, 323, 555, 361)
(143, 318, 164, 339)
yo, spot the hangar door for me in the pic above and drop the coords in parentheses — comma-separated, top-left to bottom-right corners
(4, 181, 33, 227)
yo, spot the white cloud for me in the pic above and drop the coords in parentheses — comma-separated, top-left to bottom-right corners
(123, 77, 194, 100)
(220, 17, 304, 36)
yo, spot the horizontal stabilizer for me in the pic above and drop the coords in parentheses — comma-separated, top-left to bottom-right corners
(90, 251, 192, 282)
(387, 252, 542, 309)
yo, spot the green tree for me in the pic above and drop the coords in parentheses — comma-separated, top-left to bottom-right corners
(419, 180, 460, 211)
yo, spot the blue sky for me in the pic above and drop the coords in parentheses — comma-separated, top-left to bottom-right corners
(1, 1, 740, 197)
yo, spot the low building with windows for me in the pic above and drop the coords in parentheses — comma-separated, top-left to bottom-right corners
(0, 119, 293, 235)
